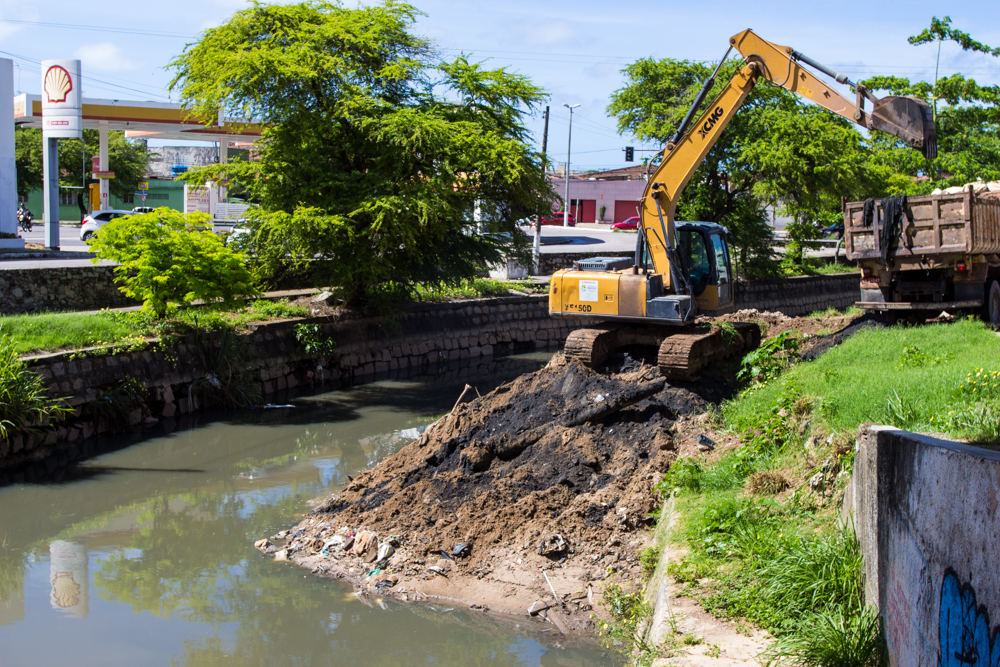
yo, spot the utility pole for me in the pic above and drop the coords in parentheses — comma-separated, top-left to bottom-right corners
(562, 103, 579, 227)
(534, 105, 549, 274)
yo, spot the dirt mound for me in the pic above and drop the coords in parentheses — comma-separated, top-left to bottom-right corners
(259, 353, 716, 633)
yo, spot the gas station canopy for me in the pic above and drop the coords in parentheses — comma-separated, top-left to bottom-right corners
(14, 93, 262, 142)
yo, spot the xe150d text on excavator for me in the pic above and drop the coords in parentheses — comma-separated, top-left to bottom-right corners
(549, 29, 937, 380)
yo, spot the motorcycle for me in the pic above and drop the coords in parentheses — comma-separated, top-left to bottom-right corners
(17, 210, 33, 232)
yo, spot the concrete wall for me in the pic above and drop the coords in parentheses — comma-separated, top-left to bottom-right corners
(2, 296, 595, 473)
(549, 178, 646, 223)
(846, 425, 1000, 666)
(0, 265, 139, 314)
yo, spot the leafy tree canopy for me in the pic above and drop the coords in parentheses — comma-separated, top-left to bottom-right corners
(863, 16, 1000, 187)
(14, 128, 149, 200)
(169, 0, 551, 306)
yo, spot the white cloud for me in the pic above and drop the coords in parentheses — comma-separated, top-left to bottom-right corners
(74, 42, 137, 73)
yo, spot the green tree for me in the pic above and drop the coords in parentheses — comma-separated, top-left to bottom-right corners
(89, 208, 257, 317)
(14, 128, 43, 197)
(13, 127, 149, 202)
(863, 16, 1000, 187)
(168, 0, 550, 305)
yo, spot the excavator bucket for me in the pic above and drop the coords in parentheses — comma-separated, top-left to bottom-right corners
(868, 96, 937, 159)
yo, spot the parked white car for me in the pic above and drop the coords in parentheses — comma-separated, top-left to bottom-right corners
(80, 209, 134, 242)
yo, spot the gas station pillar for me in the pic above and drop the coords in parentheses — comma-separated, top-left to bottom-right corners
(0, 58, 20, 244)
(98, 121, 109, 211)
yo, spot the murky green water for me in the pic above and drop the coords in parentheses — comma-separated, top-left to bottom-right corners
(0, 353, 617, 666)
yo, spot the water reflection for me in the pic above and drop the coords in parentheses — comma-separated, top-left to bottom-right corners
(0, 353, 617, 666)
(50, 541, 88, 618)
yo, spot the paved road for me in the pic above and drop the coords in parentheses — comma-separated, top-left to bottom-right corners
(18, 224, 91, 251)
(531, 225, 636, 253)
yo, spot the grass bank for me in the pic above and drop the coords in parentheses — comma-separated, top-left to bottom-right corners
(5, 280, 543, 357)
(727, 318, 1000, 445)
(646, 319, 1000, 665)
(3, 299, 309, 357)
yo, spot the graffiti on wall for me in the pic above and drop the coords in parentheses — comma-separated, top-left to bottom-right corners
(939, 569, 998, 666)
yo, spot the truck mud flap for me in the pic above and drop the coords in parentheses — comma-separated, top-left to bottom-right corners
(856, 300, 982, 311)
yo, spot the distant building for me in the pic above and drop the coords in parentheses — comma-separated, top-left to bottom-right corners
(548, 165, 649, 223)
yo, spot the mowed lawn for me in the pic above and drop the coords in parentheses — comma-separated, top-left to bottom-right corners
(0, 311, 141, 356)
(725, 318, 1000, 440)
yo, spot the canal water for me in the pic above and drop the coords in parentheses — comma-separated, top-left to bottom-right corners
(0, 353, 618, 666)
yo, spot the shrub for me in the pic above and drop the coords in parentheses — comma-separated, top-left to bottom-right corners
(0, 330, 70, 440)
(89, 208, 258, 317)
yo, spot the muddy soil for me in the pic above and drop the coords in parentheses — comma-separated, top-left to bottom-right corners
(257, 352, 728, 634)
(257, 309, 863, 636)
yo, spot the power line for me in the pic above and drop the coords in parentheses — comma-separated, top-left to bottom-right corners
(0, 49, 171, 100)
(0, 18, 193, 39)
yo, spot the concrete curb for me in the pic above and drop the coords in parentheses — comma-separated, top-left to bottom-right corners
(644, 493, 677, 646)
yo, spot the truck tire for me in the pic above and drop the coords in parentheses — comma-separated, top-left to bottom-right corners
(986, 280, 1000, 329)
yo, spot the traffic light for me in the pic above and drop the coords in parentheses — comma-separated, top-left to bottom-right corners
(624, 146, 634, 162)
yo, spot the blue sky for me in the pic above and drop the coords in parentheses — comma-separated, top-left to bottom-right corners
(2, 0, 998, 169)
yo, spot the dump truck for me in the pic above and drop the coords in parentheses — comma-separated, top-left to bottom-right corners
(845, 187, 1000, 325)
(549, 28, 936, 379)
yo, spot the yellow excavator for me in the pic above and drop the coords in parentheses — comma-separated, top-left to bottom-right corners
(549, 29, 936, 380)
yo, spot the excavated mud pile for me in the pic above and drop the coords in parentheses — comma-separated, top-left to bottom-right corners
(258, 353, 719, 633)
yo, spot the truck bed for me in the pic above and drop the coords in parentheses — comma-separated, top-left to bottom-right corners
(845, 188, 1000, 261)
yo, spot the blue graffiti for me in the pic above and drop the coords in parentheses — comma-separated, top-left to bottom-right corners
(939, 570, 1000, 666)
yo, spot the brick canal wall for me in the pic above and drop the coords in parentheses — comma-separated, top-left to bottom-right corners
(2, 296, 595, 472)
(0, 265, 139, 314)
(735, 272, 859, 316)
(0, 263, 860, 316)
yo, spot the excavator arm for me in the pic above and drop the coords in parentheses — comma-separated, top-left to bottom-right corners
(640, 29, 936, 289)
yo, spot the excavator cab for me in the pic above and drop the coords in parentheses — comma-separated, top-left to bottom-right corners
(640, 222, 734, 314)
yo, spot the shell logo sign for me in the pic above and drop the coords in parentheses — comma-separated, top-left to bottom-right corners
(40, 59, 82, 139)
(43, 65, 73, 104)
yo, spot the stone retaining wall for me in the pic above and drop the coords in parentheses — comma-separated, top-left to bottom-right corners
(0, 265, 139, 314)
(735, 272, 858, 316)
(2, 296, 595, 472)
(0, 262, 861, 316)
(845, 425, 1000, 666)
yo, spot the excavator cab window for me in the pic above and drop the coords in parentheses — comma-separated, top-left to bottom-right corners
(679, 230, 711, 296)
(710, 232, 733, 305)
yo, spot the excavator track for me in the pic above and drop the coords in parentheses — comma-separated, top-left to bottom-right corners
(564, 323, 761, 381)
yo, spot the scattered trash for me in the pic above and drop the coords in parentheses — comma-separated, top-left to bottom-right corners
(377, 542, 395, 561)
(697, 434, 716, 451)
(593, 394, 605, 402)
(254, 539, 278, 555)
(427, 565, 450, 575)
(375, 579, 395, 589)
(353, 531, 378, 556)
(438, 550, 455, 562)
(528, 600, 552, 616)
(537, 534, 567, 556)
(452, 543, 469, 557)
